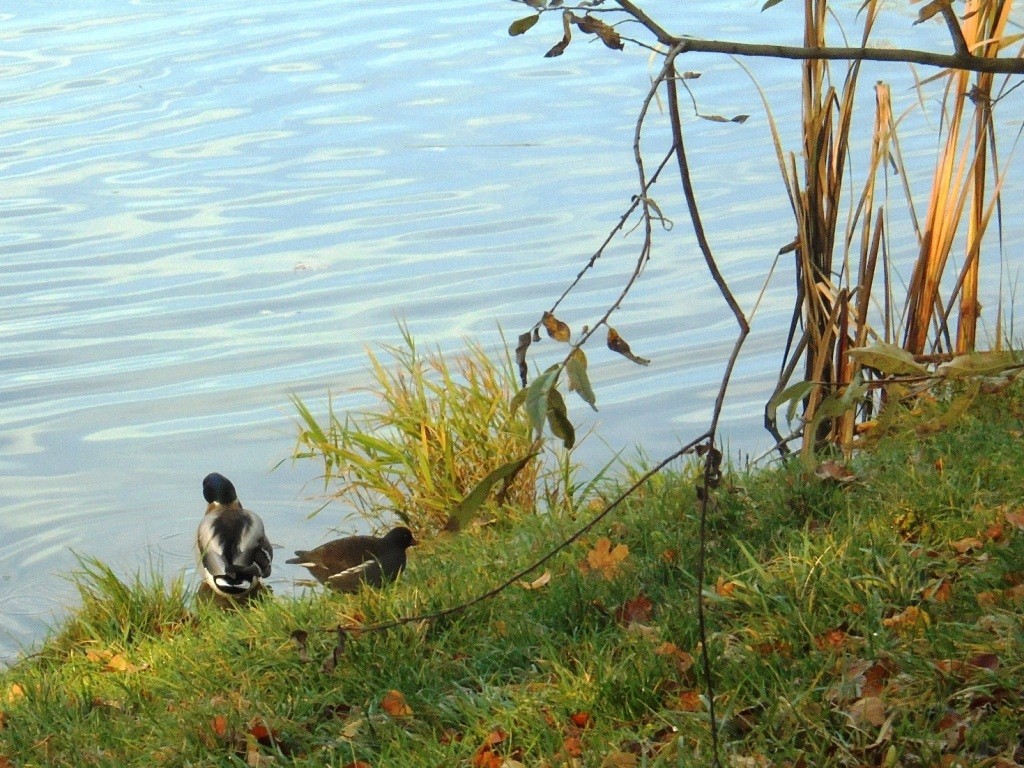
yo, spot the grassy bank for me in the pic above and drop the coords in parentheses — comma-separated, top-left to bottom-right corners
(2, 382, 1024, 767)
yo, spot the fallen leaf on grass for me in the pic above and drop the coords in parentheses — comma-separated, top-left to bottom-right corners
(814, 628, 852, 651)
(674, 690, 703, 712)
(341, 762, 372, 768)
(922, 579, 952, 603)
(518, 571, 551, 590)
(814, 460, 857, 483)
(569, 711, 592, 729)
(949, 536, 984, 554)
(84, 649, 147, 673)
(211, 715, 228, 737)
(601, 751, 638, 768)
(381, 689, 413, 718)
(846, 696, 886, 727)
(5, 684, 24, 705)
(472, 729, 508, 768)
(615, 594, 654, 625)
(1006, 508, 1024, 529)
(654, 642, 695, 674)
(881, 605, 929, 635)
(580, 538, 629, 579)
(714, 577, 738, 597)
(562, 735, 584, 757)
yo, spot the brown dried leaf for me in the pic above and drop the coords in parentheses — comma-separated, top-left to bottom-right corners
(655, 642, 695, 674)
(847, 696, 886, 727)
(814, 460, 857, 483)
(542, 311, 571, 342)
(606, 326, 650, 366)
(518, 570, 552, 590)
(571, 13, 624, 50)
(562, 735, 584, 757)
(615, 594, 654, 625)
(515, 332, 531, 388)
(950, 536, 984, 554)
(1005, 508, 1024, 529)
(381, 689, 413, 718)
(601, 751, 638, 768)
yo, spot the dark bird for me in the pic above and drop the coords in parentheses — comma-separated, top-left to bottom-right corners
(195, 473, 273, 598)
(286, 526, 417, 593)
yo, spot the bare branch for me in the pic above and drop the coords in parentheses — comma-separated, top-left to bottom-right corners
(612, 1, 1024, 75)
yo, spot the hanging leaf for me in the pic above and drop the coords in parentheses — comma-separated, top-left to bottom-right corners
(524, 365, 560, 437)
(566, 348, 597, 410)
(542, 311, 572, 342)
(572, 14, 624, 50)
(515, 331, 531, 388)
(761, 0, 785, 9)
(444, 452, 538, 531)
(680, 71, 701, 79)
(731, 114, 749, 123)
(544, 9, 573, 57)
(546, 386, 575, 449)
(847, 342, 929, 376)
(509, 14, 540, 36)
(607, 326, 650, 366)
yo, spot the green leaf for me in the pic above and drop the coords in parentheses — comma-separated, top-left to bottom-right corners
(444, 452, 538, 532)
(766, 380, 816, 425)
(938, 350, 1019, 379)
(524, 366, 560, 439)
(566, 348, 597, 411)
(509, 14, 540, 36)
(546, 387, 575, 449)
(847, 342, 929, 377)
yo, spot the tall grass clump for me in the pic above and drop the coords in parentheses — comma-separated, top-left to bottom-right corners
(764, 0, 1019, 453)
(292, 324, 553, 532)
(51, 555, 190, 653)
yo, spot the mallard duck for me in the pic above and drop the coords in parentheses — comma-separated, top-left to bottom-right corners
(195, 472, 273, 598)
(286, 526, 417, 593)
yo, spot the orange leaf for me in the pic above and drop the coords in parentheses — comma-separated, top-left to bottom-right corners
(381, 689, 412, 718)
(582, 537, 629, 579)
(562, 735, 584, 757)
(211, 715, 228, 737)
(341, 762, 372, 768)
(814, 628, 850, 651)
(5, 684, 25, 705)
(714, 576, 738, 597)
(541, 311, 571, 342)
(675, 690, 703, 712)
(923, 580, 952, 603)
(569, 711, 592, 729)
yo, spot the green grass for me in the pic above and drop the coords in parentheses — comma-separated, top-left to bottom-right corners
(3, 382, 1024, 766)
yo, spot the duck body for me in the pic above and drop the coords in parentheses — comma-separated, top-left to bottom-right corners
(286, 526, 416, 593)
(195, 473, 273, 598)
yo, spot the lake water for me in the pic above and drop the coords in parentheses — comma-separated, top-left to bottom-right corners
(2, 0, 1021, 662)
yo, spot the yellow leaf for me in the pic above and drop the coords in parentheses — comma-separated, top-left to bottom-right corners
(6, 683, 25, 705)
(582, 537, 629, 579)
(518, 570, 551, 590)
(601, 751, 638, 768)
